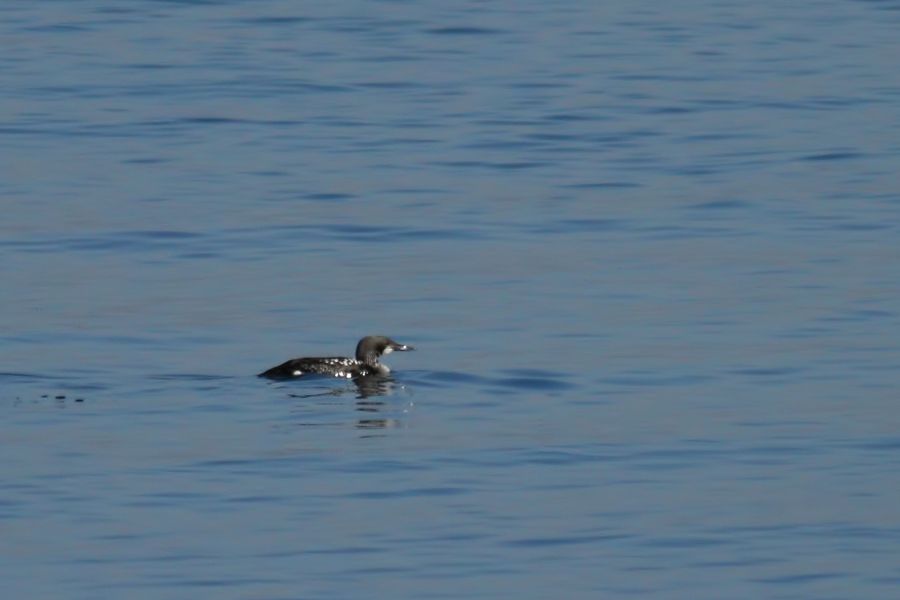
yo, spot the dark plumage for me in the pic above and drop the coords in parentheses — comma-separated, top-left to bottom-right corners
(258, 336, 414, 379)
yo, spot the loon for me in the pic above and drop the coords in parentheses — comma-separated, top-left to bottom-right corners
(258, 336, 414, 379)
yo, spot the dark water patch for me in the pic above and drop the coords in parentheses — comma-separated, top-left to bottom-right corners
(387, 228, 484, 241)
(755, 572, 846, 584)
(127, 576, 279, 589)
(756, 96, 872, 111)
(732, 366, 804, 377)
(247, 169, 291, 178)
(303, 192, 355, 201)
(429, 159, 549, 171)
(462, 139, 542, 151)
(1, 230, 204, 254)
(380, 187, 447, 196)
(531, 218, 625, 235)
(425, 26, 504, 35)
(3, 223, 483, 262)
(689, 557, 782, 568)
(675, 165, 722, 177)
(855, 0, 900, 11)
(801, 151, 864, 162)
(255, 546, 380, 560)
(167, 116, 305, 128)
(641, 536, 730, 549)
(708, 523, 799, 535)
(122, 157, 169, 164)
(819, 309, 895, 322)
(134, 230, 201, 240)
(474, 118, 543, 127)
(524, 132, 580, 142)
(0, 371, 68, 383)
(834, 222, 893, 231)
(0, 126, 57, 136)
(647, 105, 696, 115)
(357, 80, 422, 90)
(688, 199, 753, 210)
(124, 62, 177, 71)
(241, 16, 313, 26)
(735, 419, 821, 429)
(509, 81, 571, 91)
(590, 129, 660, 144)
(137, 491, 215, 503)
(358, 53, 423, 65)
(150, 0, 230, 6)
(223, 494, 284, 504)
(846, 437, 900, 451)
(284, 80, 354, 93)
(264, 223, 483, 243)
(303, 545, 381, 556)
(561, 181, 640, 189)
(549, 332, 611, 340)
(337, 459, 431, 475)
(274, 420, 346, 430)
(544, 112, 597, 122)
(90, 532, 150, 542)
(810, 524, 900, 540)
(22, 23, 91, 33)
(681, 130, 758, 142)
(491, 161, 551, 171)
(345, 487, 466, 500)
(790, 217, 894, 233)
(180, 116, 250, 126)
(505, 532, 630, 548)
(357, 135, 440, 148)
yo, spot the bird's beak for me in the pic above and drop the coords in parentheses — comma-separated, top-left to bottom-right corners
(392, 342, 414, 351)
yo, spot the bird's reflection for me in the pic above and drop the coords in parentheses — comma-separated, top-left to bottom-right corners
(353, 374, 399, 399)
(282, 375, 411, 431)
(285, 375, 400, 400)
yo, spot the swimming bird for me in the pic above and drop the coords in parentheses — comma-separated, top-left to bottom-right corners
(258, 335, 414, 379)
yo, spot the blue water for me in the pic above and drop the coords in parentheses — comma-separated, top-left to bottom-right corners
(3, 1, 900, 598)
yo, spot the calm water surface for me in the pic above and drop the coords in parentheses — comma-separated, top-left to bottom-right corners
(2, 1, 900, 598)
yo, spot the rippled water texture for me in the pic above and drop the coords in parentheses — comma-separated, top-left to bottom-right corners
(2, 1, 900, 598)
